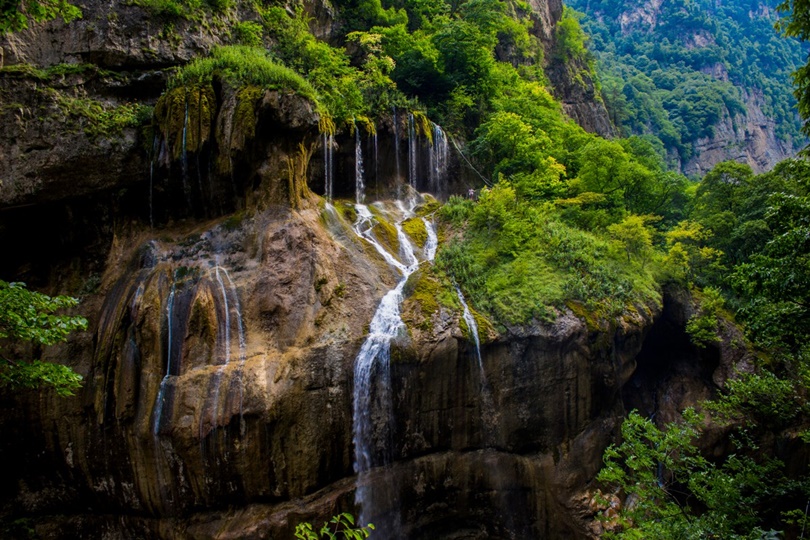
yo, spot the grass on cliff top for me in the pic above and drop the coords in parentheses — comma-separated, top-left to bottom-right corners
(169, 46, 319, 104)
(437, 189, 662, 328)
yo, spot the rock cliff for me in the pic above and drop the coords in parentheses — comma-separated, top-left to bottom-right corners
(0, 0, 742, 538)
(681, 87, 799, 177)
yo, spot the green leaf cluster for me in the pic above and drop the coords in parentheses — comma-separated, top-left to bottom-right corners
(598, 411, 792, 540)
(294, 513, 375, 540)
(0, 0, 81, 33)
(0, 281, 87, 396)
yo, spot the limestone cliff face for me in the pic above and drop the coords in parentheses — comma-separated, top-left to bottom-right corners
(681, 88, 800, 176)
(528, 0, 615, 137)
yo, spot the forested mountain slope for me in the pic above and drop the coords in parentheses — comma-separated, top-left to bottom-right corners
(568, 0, 808, 176)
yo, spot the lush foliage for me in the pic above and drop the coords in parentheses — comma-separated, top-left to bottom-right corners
(598, 410, 795, 539)
(0, 0, 80, 33)
(169, 45, 319, 103)
(294, 513, 374, 540)
(593, 153, 810, 536)
(568, 0, 808, 164)
(0, 281, 87, 396)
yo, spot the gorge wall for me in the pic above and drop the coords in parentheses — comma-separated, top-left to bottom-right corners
(0, 1, 744, 538)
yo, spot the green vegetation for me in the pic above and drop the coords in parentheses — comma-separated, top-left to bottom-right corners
(48, 91, 153, 140)
(597, 410, 791, 539)
(0, 281, 87, 396)
(294, 513, 374, 540)
(568, 0, 808, 164)
(168, 45, 318, 102)
(0, 0, 81, 33)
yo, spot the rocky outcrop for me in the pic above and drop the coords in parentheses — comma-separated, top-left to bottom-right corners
(682, 88, 800, 177)
(529, 0, 616, 138)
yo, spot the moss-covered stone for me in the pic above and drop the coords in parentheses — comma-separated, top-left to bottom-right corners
(368, 205, 400, 256)
(402, 217, 427, 250)
(232, 85, 262, 145)
(154, 84, 216, 159)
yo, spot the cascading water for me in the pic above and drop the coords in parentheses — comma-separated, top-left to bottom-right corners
(355, 122, 365, 204)
(221, 267, 246, 363)
(456, 287, 482, 371)
(214, 265, 231, 361)
(393, 107, 401, 183)
(455, 285, 497, 445)
(153, 277, 177, 436)
(429, 123, 449, 194)
(423, 217, 438, 263)
(323, 133, 334, 201)
(352, 201, 419, 535)
(408, 113, 417, 188)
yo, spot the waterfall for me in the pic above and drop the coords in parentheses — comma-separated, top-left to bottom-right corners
(455, 285, 497, 446)
(423, 217, 438, 263)
(201, 261, 247, 440)
(323, 133, 334, 201)
(455, 287, 482, 370)
(352, 201, 418, 534)
(149, 135, 158, 228)
(373, 131, 379, 196)
(214, 266, 231, 362)
(181, 101, 190, 206)
(430, 123, 449, 194)
(355, 122, 365, 204)
(408, 113, 417, 188)
(153, 278, 177, 435)
(221, 268, 246, 363)
(393, 107, 401, 184)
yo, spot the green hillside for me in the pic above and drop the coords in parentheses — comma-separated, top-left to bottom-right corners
(568, 0, 808, 167)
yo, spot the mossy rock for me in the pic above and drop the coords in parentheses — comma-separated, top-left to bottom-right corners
(333, 200, 357, 224)
(402, 217, 427, 250)
(566, 300, 604, 332)
(232, 85, 262, 146)
(154, 84, 216, 159)
(368, 205, 400, 256)
(415, 194, 442, 217)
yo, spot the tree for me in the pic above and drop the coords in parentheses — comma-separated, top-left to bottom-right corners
(0, 0, 81, 33)
(597, 410, 790, 539)
(0, 280, 87, 396)
(607, 214, 654, 266)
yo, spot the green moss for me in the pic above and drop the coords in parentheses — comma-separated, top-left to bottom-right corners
(566, 300, 602, 332)
(402, 218, 427, 250)
(233, 85, 262, 142)
(416, 195, 442, 217)
(403, 268, 460, 334)
(0, 63, 48, 80)
(42, 88, 152, 140)
(221, 211, 245, 230)
(368, 205, 400, 255)
(334, 200, 357, 223)
(154, 84, 216, 159)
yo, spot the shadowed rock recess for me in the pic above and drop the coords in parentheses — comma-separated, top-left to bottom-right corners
(0, 0, 741, 538)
